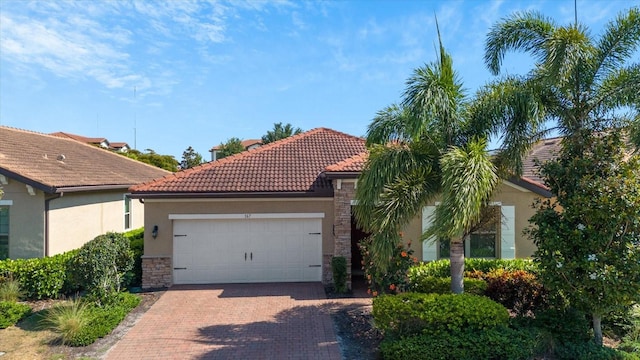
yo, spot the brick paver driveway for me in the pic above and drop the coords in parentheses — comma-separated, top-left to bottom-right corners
(105, 283, 342, 360)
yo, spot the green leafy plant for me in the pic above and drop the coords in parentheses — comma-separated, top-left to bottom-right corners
(359, 234, 417, 296)
(379, 326, 538, 360)
(70, 232, 133, 301)
(409, 276, 486, 295)
(330, 256, 348, 293)
(467, 269, 549, 316)
(123, 228, 144, 288)
(372, 292, 509, 338)
(0, 250, 78, 299)
(0, 278, 24, 302)
(619, 305, 640, 354)
(529, 132, 640, 345)
(0, 301, 31, 328)
(408, 258, 537, 279)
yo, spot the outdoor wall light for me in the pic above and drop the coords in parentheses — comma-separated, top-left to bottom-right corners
(151, 225, 158, 239)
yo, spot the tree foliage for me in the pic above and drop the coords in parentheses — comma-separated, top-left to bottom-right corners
(483, 7, 640, 346)
(121, 148, 179, 172)
(216, 137, 245, 160)
(261, 122, 302, 144)
(529, 131, 640, 346)
(354, 25, 507, 295)
(180, 146, 204, 169)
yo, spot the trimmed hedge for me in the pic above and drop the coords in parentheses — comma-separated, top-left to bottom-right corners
(64, 292, 141, 346)
(379, 326, 538, 360)
(0, 250, 78, 299)
(468, 269, 549, 316)
(331, 256, 348, 293)
(409, 276, 487, 295)
(409, 258, 537, 279)
(372, 292, 509, 337)
(123, 228, 144, 288)
(0, 301, 32, 328)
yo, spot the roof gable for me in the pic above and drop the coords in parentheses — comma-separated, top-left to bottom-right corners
(1, 126, 170, 192)
(132, 128, 366, 195)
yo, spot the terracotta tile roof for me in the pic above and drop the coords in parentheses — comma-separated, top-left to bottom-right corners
(132, 128, 366, 195)
(522, 137, 561, 187)
(1, 126, 170, 192)
(210, 139, 263, 152)
(325, 152, 368, 172)
(50, 131, 108, 145)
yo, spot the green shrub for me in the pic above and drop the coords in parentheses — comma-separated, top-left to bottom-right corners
(70, 232, 133, 300)
(409, 276, 486, 295)
(553, 341, 637, 360)
(619, 305, 640, 354)
(124, 228, 144, 288)
(409, 258, 537, 279)
(331, 256, 348, 293)
(0, 250, 78, 299)
(372, 292, 509, 338)
(0, 301, 32, 328)
(44, 298, 91, 345)
(0, 278, 24, 302)
(360, 235, 417, 295)
(468, 269, 549, 316)
(379, 326, 538, 360)
(64, 292, 141, 346)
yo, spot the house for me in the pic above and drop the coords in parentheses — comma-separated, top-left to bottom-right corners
(0, 126, 170, 259)
(130, 128, 553, 289)
(50, 131, 131, 152)
(209, 139, 263, 161)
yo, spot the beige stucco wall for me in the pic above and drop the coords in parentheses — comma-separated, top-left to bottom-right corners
(142, 198, 335, 259)
(0, 178, 45, 258)
(400, 182, 544, 261)
(48, 190, 144, 255)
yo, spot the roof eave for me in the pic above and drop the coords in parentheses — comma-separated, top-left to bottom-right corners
(323, 171, 361, 179)
(129, 190, 334, 199)
(55, 184, 134, 193)
(508, 177, 553, 198)
(0, 168, 56, 194)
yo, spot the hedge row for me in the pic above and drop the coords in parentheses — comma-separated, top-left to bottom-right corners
(408, 258, 537, 279)
(0, 228, 144, 300)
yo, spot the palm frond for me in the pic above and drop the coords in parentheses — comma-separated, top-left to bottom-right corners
(484, 11, 556, 75)
(592, 64, 640, 114)
(593, 7, 640, 83)
(425, 138, 499, 240)
(354, 143, 439, 233)
(366, 104, 417, 145)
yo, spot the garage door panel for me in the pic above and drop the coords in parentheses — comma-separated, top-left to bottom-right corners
(173, 217, 322, 284)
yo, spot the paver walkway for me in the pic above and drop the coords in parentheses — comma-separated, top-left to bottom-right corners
(105, 283, 348, 360)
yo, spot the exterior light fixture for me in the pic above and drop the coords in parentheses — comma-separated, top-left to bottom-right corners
(152, 225, 158, 239)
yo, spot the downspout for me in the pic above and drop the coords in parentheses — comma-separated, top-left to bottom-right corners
(44, 193, 62, 257)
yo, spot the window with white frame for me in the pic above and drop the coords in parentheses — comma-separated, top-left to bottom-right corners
(124, 195, 131, 230)
(423, 204, 515, 261)
(0, 206, 9, 260)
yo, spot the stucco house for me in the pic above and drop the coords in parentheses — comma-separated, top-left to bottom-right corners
(209, 139, 263, 161)
(130, 128, 553, 289)
(0, 126, 170, 259)
(50, 131, 131, 152)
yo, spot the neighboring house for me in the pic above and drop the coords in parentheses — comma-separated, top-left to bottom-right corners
(0, 126, 170, 260)
(131, 128, 553, 289)
(50, 131, 131, 152)
(209, 139, 262, 161)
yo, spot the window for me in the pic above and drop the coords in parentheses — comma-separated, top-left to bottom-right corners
(0, 206, 9, 260)
(438, 206, 500, 259)
(124, 195, 131, 230)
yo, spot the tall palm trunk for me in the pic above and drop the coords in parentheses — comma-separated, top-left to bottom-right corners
(450, 238, 465, 294)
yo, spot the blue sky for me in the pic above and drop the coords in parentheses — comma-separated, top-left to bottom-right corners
(1, 0, 637, 160)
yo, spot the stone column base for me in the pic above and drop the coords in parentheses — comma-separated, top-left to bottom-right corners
(142, 256, 172, 289)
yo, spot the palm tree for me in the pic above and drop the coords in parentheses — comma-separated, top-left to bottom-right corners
(354, 28, 502, 294)
(480, 7, 640, 346)
(261, 123, 302, 144)
(477, 7, 640, 153)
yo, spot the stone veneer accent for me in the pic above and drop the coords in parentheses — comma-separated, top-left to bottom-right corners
(332, 179, 357, 289)
(142, 256, 172, 289)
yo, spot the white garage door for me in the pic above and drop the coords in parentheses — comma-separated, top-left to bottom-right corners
(172, 214, 323, 284)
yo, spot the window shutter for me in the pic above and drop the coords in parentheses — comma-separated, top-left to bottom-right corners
(422, 206, 438, 261)
(500, 206, 516, 259)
